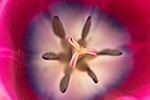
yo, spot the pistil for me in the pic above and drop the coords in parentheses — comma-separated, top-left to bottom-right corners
(68, 36, 97, 69)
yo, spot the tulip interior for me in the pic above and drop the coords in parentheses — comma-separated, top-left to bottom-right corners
(24, 2, 132, 100)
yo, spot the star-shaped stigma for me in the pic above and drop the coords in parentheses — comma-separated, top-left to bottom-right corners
(68, 36, 97, 69)
(42, 15, 123, 93)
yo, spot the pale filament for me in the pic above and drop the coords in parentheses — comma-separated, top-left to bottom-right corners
(68, 36, 97, 69)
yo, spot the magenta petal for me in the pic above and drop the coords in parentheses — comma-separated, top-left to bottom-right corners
(0, 0, 40, 100)
(98, 0, 150, 100)
(115, 96, 138, 100)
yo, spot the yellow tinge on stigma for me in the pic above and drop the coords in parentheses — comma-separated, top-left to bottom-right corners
(68, 36, 97, 69)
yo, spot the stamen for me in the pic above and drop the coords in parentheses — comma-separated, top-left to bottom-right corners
(68, 36, 97, 69)
(87, 67, 98, 83)
(60, 74, 70, 93)
(52, 16, 66, 38)
(97, 49, 122, 56)
(82, 16, 91, 39)
(77, 63, 98, 84)
(42, 52, 59, 60)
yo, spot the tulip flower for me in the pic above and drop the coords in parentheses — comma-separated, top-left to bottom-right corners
(0, 0, 150, 100)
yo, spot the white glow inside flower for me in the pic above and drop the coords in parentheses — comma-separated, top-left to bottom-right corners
(24, 2, 132, 100)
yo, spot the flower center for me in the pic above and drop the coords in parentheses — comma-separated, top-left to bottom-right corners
(67, 36, 97, 69)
